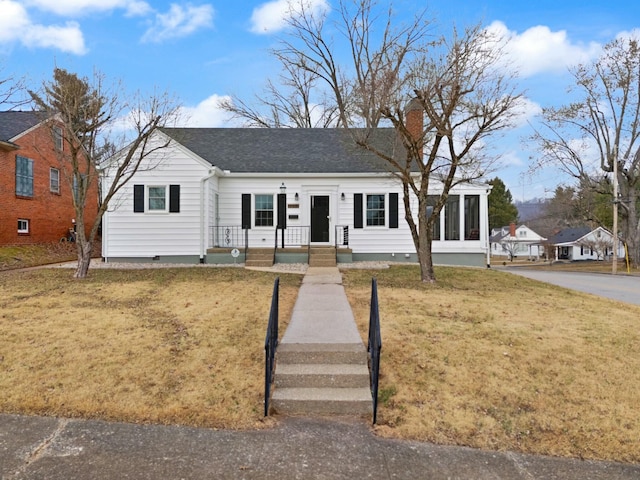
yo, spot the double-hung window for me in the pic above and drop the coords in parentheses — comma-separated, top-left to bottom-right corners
(366, 194, 385, 226)
(50, 168, 60, 193)
(16, 156, 34, 197)
(444, 195, 460, 240)
(148, 186, 167, 211)
(255, 194, 274, 227)
(53, 126, 64, 151)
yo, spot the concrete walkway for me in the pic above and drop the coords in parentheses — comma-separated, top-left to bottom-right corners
(280, 266, 363, 346)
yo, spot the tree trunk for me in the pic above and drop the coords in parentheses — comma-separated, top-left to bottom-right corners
(417, 212, 436, 283)
(74, 239, 93, 279)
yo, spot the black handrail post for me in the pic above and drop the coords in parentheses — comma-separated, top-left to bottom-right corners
(368, 277, 382, 424)
(264, 277, 279, 416)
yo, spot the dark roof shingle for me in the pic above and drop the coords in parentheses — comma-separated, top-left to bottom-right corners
(0, 111, 43, 141)
(160, 127, 408, 174)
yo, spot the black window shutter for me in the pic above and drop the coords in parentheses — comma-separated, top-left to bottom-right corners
(277, 193, 287, 228)
(389, 193, 399, 229)
(354, 193, 363, 229)
(133, 184, 144, 212)
(241, 194, 251, 229)
(169, 185, 180, 213)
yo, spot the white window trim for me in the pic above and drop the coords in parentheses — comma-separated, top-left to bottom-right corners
(50, 167, 60, 194)
(364, 193, 387, 228)
(254, 193, 275, 228)
(18, 219, 29, 233)
(147, 185, 168, 213)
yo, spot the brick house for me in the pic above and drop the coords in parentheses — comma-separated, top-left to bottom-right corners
(0, 111, 98, 245)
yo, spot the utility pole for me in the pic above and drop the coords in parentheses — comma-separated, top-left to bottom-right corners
(612, 153, 619, 275)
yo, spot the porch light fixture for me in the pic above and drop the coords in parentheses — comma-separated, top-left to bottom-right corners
(280, 182, 286, 194)
(341, 192, 345, 201)
(294, 192, 299, 201)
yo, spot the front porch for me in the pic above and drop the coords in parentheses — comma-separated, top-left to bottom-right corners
(206, 246, 353, 267)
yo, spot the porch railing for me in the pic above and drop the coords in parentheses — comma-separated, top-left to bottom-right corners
(368, 277, 382, 424)
(264, 277, 279, 416)
(335, 225, 349, 264)
(274, 226, 311, 263)
(213, 225, 247, 248)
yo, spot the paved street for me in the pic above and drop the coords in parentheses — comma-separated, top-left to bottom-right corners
(502, 268, 640, 306)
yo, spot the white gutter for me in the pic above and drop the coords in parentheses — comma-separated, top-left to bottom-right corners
(199, 167, 226, 262)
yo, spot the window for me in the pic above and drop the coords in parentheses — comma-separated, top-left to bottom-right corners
(148, 186, 167, 211)
(53, 126, 63, 151)
(366, 194, 385, 226)
(426, 195, 441, 240)
(50, 168, 60, 193)
(134, 184, 180, 213)
(464, 195, 480, 240)
(18, 219, 29, 234)
(16, 156, 34, 197)
(444, 195, 460, 240)
(255, 194, 274, 226)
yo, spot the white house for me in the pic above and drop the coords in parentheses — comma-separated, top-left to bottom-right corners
(101, 128, 491, 267)
(490, 223, 546, 260)
(549, 226, 623, 261)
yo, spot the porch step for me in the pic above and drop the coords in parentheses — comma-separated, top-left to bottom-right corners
(271, 387, 372, 416)
(309, 246, 337, 267)
(245, 248, 274, 267)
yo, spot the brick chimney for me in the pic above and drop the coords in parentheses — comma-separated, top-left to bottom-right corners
(405, 97, 423, 143)
(509, 222, 516, 237)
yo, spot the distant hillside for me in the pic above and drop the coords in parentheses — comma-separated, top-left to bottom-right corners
(516, 199, 547, 222)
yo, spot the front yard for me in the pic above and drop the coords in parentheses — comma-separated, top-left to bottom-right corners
(1, 264, 638, 462)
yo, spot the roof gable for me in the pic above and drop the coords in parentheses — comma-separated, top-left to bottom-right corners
(160, 128, 407, 174)
(549, 227, 592, 245)
(0, 111, 44, 141)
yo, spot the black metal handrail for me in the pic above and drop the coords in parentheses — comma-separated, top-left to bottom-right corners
(368, 277, 382, 424)
(274, 226, 311, 263)
(334, 225, 349, 263)
(264, 277, 279, 416)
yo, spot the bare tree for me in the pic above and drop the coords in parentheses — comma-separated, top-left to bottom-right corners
(531, 36, 640, 266)
(30, 68, 180, 278)
(0, 63, 28, 108)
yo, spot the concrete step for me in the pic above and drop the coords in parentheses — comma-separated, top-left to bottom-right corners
(246, 259, 274, 267)
(275, 363, 370, 388)
(271, 387, 372, 416)
(277, 343, 367, 365)
(309, 258, 337, 267)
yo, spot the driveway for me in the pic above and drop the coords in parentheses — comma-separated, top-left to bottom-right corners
(502, 268, 640, 306)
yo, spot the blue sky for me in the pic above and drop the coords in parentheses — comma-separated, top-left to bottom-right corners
(2, 0, 640, 200)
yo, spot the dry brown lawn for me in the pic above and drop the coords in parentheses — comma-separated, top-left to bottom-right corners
(0, 267, 300, 429)
(1, 263, 639, 463)
(342, 266, 640, 463)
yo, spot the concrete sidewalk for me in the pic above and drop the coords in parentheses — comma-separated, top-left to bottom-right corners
(2, 414, 638, 479)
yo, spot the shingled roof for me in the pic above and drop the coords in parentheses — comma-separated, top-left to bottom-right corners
(548, 227, 592, 245)
(160, 127, 409, 174)
(0, 111, 43, 142)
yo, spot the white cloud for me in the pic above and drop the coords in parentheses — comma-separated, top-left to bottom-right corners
(511, 96, 542, 128)
(487, 21, 602, 77)
(250, 0, 330, 35)
(0, 0, 86, 54)
(23, 0, 151, 17)
(176, 94, 233, 127)
(141, 3, 214, 43)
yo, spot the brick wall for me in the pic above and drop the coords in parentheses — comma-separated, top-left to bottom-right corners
(0, 122, 99, 245)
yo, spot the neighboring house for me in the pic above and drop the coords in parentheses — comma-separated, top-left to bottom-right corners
(0, 111, 98, 245)
(101, 127, 492, 267)
(490, 223, 546, 260)
(548, 226, 623, 261)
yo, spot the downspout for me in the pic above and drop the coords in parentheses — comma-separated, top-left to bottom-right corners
(199, 168, 223, 263)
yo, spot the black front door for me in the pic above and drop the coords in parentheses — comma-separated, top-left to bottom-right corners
(311, 195, 330, 243)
